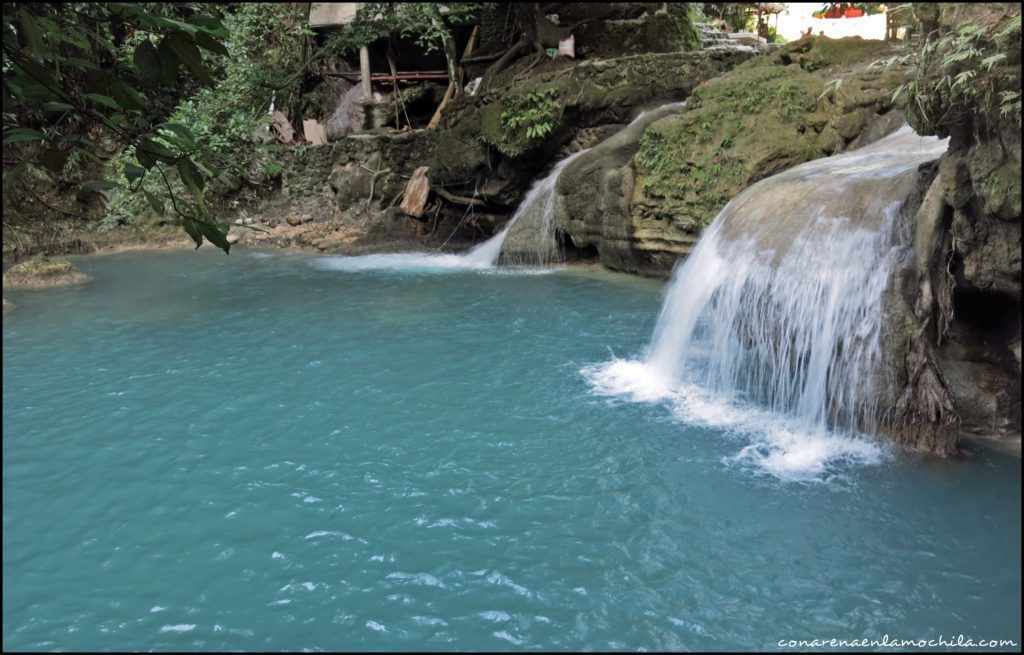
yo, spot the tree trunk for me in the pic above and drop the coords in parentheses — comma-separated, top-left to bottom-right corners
(482, 3, 548, 87)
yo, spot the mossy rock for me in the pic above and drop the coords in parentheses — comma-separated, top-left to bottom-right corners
(3, 255, 89, 289)
(632, 36, 905, 237)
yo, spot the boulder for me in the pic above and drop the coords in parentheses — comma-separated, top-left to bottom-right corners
(2, 255, 89, 289)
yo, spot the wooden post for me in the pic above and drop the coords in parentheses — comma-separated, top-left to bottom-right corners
(458, 25, 479, 91)
(427, 84, 455, 130)
(359, 45, 372, 97)
(386, 53, 411, 130)
(427, 25, 479, 130)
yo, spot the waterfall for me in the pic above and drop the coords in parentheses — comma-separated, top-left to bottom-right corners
(466, 101, 688, 267)
(312, 152, 586, 273)
(316, 102, 687, 273)
(586, 126, 948, 479)
(461, 150, 589, 267)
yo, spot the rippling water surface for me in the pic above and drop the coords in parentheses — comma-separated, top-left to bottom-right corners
(3, 249, 1020, 651)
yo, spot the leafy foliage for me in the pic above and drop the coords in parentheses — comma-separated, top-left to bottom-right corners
(101, 3, 312, 232)
(315, 1, 491, 140)
(322, 3, 486, 83)
(490, 88, 562, 157)
(872, 13, 1021, 134)
(2, 2, 235, 252)
(503, 89, 560, 139)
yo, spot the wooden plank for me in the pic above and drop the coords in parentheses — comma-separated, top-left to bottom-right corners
(386, 53, 408, 129)
(302, 119, 327, 145)
(428, 25, 479, 129)
(427, 83, 455, 129)
(400, 166, 431, 218)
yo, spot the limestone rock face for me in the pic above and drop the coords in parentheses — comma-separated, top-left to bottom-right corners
(548, 37, 912, 277)
(552, 102, 695, 276)
(887, 3, 1022, 450)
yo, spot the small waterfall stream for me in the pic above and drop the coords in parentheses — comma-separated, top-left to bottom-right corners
(314, 150, 588, 273)
(461, 150, 589, 267)
(587, 126, 949, 479)
(317, 101, 687, 273)
(471, 100, 688, 266)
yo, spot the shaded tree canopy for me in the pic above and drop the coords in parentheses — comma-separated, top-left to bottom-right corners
(3, 2, 235, 251)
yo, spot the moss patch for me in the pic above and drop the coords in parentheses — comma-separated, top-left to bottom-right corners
(3, 255, 89, 289)
(632, 37, 905, 232)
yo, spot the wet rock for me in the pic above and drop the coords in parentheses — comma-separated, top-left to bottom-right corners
(557, 37, 909, 277)
(2, 255, 89, 289)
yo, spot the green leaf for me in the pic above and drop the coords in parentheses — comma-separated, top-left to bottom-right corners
(133, 40, 162, 88)
(193, 30, 229, 56)
(157, 38, 180, 85)
(111, 81, 141, 111)
(107, 3, 143, 20)
(3, 160, 28, 190)
(197, 220, 231, 253)
(196, 158, 221, 178)
(159, 122, 196, 149)
(81, 179, 119, 192)
(39, 101, 74, 112)
(144, 189, 164, 215)
(17, 10, 45, 57)
(85, 93, 121, 110)
(177, 158, 204, 193)
(165, 33, 213, 85)
(137, 137, 177, 163)
(3, 128, 46, 145)
(135, 145, 156, 169)
(12, 58, 59, 93)
(181, 217, 204, 248)
(189, 16, 229, 38)
(151, 16, 199, 36)
(124, 164, 146, 183)
(60, 26, 90, 50)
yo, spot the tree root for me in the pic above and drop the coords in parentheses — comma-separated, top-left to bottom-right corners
(433, 186, 488, 207)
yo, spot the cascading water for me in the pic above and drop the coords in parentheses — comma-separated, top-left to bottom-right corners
(478, 100, 687, 267)
(461, 149, 589, 267)
(313, 152, 587, 273)
(317, 101, 687, 273)
(586, 126, 949, 480)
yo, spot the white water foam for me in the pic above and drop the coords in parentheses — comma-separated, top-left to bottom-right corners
(583, 359, 885, 481)
(586, 127, 948, 481)
(312, 252, 488, 273)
